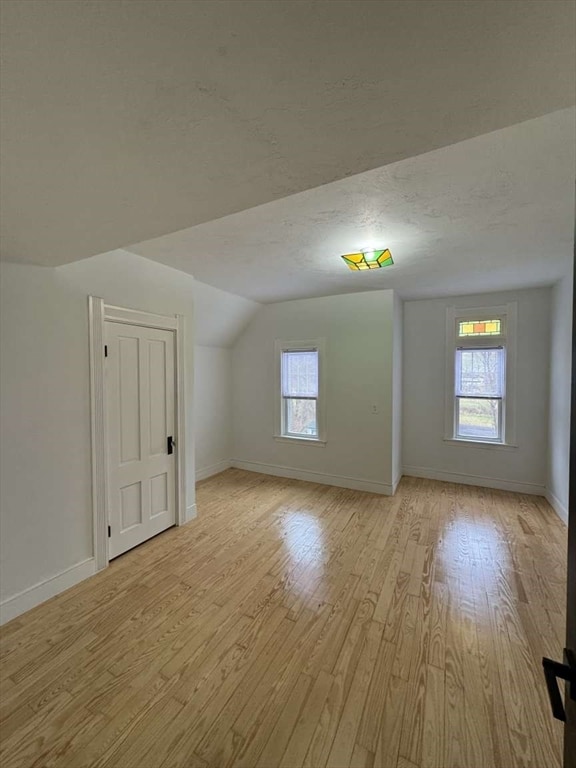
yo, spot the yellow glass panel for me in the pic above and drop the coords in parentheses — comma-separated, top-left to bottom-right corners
(458, 319, 502, 336)
(341, 255, 360, 270)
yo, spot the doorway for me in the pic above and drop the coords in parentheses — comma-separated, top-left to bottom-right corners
(89, 299, 187, 570)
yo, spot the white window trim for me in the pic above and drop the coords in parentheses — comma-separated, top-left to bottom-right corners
(274, 338, 326, 445)
(444, 303, 517, 448)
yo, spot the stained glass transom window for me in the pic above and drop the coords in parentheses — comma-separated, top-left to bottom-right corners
(458, 319, 502, 337)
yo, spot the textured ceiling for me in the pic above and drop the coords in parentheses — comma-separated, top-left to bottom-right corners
(1, 0, 574, 267)
(129, 109, 576, 302)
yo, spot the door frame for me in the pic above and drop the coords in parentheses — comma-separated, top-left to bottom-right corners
(88, 297, 187, 571)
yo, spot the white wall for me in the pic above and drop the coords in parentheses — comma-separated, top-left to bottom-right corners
(402, 288, 551, 494)
(0, 264, 94, 605)
(547, 273, 572, 522)
(392, 293, 403, 489)
(194, 346, 233, 480)
(0, 254, 200, 616)
(232, 290, 397, 494)
(191, 277, 258, 482)
(192, 278, 260, 348)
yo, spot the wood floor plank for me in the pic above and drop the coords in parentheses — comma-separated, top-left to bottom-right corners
(373, 675, 409, 768)
(421, 663, 444, 768)
(256, 672, 312, 768)
(0, 470, 567, 768)
(280, 670, 335, 768)
(326, 619, 384, 768)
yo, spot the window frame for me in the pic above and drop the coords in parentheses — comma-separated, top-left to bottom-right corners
(444, 303, 517, 448)
(454, 346, 506, 442)
(274, 339, 326, 445)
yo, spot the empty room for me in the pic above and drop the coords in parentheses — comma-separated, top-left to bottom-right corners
(1, 2, 575, 767)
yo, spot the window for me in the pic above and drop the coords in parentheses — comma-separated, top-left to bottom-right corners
(445, 304, 517, 446)
(455, 346, 505, 440)
(275, 340, 325, 443)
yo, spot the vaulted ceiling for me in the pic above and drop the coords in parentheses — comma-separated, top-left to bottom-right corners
(1, 0, 574, 273)
(129, 109, 575, 302)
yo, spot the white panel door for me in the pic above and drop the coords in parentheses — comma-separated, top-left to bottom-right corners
(105, 321, 176, 559)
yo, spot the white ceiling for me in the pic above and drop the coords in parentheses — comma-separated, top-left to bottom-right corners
(1, 1, 574, 267)
(129, 109, 576, 302)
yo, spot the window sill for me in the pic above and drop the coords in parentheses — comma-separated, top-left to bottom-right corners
(443, 437, 518, 451)
(274, 435, 326, 447)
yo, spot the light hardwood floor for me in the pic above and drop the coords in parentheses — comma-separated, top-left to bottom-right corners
(0, 470, 568, 768)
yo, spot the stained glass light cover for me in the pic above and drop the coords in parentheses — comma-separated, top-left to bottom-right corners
(458, 319, 502, 337)
(341, 249, 393, 271)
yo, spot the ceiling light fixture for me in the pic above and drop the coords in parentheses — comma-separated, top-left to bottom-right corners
(341, 249, 393, 271)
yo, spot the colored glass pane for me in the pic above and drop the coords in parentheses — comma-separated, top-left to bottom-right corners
(458, 319, 501, 337)
(342, 255, 359, 270)
(377, 253, 394, 267)
(341, 248, 394, 271)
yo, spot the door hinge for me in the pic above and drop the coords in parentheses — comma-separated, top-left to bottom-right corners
(108, 525, 111, 538)
(104, 345, 108, 357)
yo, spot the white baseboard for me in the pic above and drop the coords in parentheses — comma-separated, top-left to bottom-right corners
(545, 489, 568, 525)
(196, 459, 232, 482)
(402, 465, 545, 496)
(185, 503, 198, 522)
(392, 473, 403, 495)
(231, 459, 394, 495)
(0, 557, 96, 626)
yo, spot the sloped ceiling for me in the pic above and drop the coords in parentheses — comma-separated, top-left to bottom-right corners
(57, 249, 259, 346)
(129, 109, 576, 302)
(1, 0, 574, 267)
